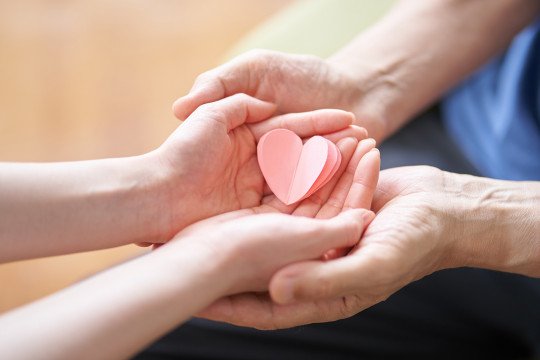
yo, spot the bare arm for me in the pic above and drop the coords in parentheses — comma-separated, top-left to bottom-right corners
(0, 156, 168, 262)
(173, 0, 540, 142)
(445, 174, 540, 277)
(0, 95, 356, 263)
(329, 0, 540, 138)
(0, 169, 376, 359)
(0, 241, 225, 360)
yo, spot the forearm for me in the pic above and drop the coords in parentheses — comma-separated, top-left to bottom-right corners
(446, 173, 540, 277)
(329, 0, 540, 140)
(0, 241, 227, 360)
(0, 153, 170, 262)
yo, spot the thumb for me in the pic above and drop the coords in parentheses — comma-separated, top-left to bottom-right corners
(270, 212, 380, 305)
(172, 77, 224, 120)
(172, 56, 254, 120)
(270, 243, 389, 305)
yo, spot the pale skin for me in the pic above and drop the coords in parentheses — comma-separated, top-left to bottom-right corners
(0, 93, 366, 262)
(0, 94, 381, 359)
(172, 0, 540, 328)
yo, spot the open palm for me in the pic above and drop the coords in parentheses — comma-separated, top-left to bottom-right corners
(196, 166, 453, 330)
(156, 94, 365, 237)
(195, 136, 381, 329)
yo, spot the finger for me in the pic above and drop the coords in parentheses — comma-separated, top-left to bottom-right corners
(301, 209, 371, 255)
(243, 209, 368, 258)
(322, 208, 376, 261)
(320, 125, 368, 144)
(198, 293, 357, 330)
(343, 148, 381, 210)
(317, 140, 375, 260)
(187, 93, 276, 132)
(315, 138, 376, 219)
(292, 137, 357, 217)
(248, 109, 354, 141)
(173, 54, 257, 120)
(179, 208, 256, 237)
(270, 245, 385, 304)
(321, 147, 380, 260)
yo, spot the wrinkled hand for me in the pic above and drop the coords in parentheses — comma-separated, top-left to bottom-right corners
(195, 139, 381, 326)
(199, 166, 456, 329)
(149, 94, 365, 241)
(172, 50, 387, 141)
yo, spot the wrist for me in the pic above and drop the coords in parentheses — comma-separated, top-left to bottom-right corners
(152, 235, 236, 300)
(326, 52, 404, 143)
(444, 173, 540, 276)
(115, 153, 175, 243)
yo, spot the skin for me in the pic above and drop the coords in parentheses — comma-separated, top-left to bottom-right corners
(172, 0, 540, 328)
(0, 94, 367, 262)
(200, 166, 540, 329)
(0, 208, 375, 360)
(173, 1, 540, 142)
(0, 133, 381, 359)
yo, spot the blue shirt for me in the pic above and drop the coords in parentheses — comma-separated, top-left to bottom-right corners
(442, 20, 540, 181)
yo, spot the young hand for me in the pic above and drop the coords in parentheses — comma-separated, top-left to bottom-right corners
(149, 93, 366, 241)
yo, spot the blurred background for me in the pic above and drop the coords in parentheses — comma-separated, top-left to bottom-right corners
(0, 0, 393, 312)
(0, 0, 292, 312)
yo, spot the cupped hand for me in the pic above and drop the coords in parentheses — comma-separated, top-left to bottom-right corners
(171, 50, 388, 141)
(150, 93, 366, 240)
(198, 166, 457, 329)
(194, 138, 381, 327)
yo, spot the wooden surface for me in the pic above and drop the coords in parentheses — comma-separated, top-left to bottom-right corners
(0, 0, 291, 312)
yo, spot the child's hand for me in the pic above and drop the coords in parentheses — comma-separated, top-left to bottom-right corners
(163, 209, 373, 296)
(146, 94, 367, 242)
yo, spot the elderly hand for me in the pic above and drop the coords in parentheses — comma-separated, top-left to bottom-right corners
(198, 166, 540, 329)
(171, 50, 388, 142)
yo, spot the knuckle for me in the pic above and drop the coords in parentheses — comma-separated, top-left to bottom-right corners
(244, 48, 275, 61)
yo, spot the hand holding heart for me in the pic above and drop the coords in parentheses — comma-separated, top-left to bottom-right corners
(197, 136, 380, 323)
(150, 93, 368, 242)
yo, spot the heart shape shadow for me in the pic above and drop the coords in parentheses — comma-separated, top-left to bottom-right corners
(257, 129, 341, 205)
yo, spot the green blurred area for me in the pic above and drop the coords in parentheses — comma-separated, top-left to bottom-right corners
(227, 0, 396, 58)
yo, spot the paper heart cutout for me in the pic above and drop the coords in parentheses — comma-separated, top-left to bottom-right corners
(257, 129, 341, 205)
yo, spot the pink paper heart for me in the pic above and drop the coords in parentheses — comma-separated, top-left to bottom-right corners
(257, 129, 341, 205)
